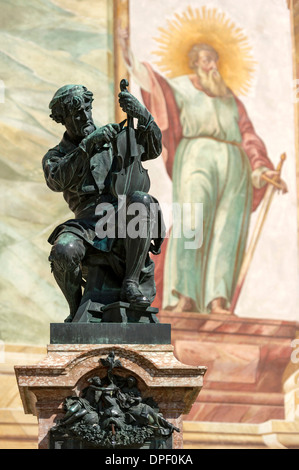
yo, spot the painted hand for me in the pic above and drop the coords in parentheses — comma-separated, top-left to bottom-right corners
(262, 170, 288, 194)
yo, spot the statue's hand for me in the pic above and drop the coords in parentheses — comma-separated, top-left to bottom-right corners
(83, 123, 121, 155)
(118, 91, 152, 126)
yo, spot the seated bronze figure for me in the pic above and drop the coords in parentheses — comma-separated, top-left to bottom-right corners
(42, 82, 164, 323)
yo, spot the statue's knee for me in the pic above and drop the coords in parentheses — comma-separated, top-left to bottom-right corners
(49, 236, 85, 272)
(127, 191, 153, 209)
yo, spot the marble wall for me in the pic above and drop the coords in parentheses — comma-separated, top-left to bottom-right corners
(0, 0, 114, 345)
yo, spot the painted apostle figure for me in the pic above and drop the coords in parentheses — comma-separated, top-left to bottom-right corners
(42, 84, 164, 322)
(118, 25, 287, 315)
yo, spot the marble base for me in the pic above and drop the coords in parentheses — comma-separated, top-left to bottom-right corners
(183, 419, 299, 449)
(15, 338, 206, 449)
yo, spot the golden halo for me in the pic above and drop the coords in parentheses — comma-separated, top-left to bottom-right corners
(152, 6, 256, 96)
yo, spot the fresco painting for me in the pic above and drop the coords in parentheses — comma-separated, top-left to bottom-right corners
(116, 0, 299, 322)
(114, 0, 299, 434)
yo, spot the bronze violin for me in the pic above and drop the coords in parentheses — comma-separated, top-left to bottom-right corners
(110, 79, 150, 199)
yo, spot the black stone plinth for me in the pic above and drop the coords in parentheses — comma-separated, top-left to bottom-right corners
(50, 322, 171, 345)
(72, 300, 159, 324)
(101, 302, 159, 323)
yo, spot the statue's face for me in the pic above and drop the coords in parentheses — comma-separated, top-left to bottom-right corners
(127, 377, 136, 388)
(92, 377, 101, 386)
(64, 98, 96, 139)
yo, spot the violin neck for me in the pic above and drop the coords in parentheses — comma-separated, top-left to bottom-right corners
(127, 115, 134, 129)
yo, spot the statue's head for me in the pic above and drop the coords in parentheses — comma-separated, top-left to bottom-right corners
(88, 376, 102, 386)
(49, 84, 96, 140)
(126, 376, 137, 388)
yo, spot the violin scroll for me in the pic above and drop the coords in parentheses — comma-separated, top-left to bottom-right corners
(120, 79, 129, 92)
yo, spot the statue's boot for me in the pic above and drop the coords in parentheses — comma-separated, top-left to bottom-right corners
(121, 280, 150, 307)
(120, 192, 153, 308)
(120, 233, 152, 307)
(52, 266, 83, 322)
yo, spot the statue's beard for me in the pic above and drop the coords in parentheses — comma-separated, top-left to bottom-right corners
(81, 122, 96, 136)
(197, 68, 232, 98)
(69, 117, 96, 138)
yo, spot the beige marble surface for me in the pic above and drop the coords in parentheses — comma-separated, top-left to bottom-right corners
(159, 310, 298, 424)
(15, 343, 206, 449)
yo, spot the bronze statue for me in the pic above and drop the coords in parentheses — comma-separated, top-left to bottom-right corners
(51, 353, 179, 449)
(42, 82, 165, 322)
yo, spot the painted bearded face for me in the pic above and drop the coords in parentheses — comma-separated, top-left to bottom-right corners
(195, 49, 232, 98)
